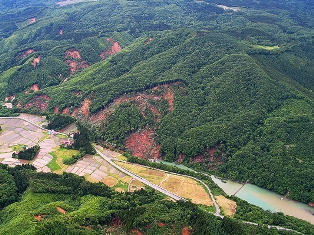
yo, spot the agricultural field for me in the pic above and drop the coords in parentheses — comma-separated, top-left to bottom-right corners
(65, 154, 131, 192)
(116, 161, 213, 206)
(0, 115, 132, 192)
(0, 115, 54, 169)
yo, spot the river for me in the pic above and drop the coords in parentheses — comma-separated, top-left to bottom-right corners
(156, 160, 314, 224)
(211, 176, 314, 224)
(156, 160, 196, 171)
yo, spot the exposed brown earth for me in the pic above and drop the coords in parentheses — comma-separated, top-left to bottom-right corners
(100, 39, 122, 60)
(130, 229, 144, 235)
(31, 84, 39, 92)
(62, 107, 69, 115)
(15, 49, 35, 59)
(22, 83, 180, 159)
(65, 49, 81, 59)
(144, 38, 153, 45)
(57, 206, 66, 214)
(34, 215, 42, 221)
(125, 128, 160, 159)
(64, 49, 89, 75)
(192, 146, 224, 169)
(54, 106, 59, 114)
(4, 95, 15, 102)
(90, 84, 176, 122)
(71, 99, 91, 118)
(24, 94, 50, 111)
(31, 56, 41, 67)
(181, 226, 192, 235)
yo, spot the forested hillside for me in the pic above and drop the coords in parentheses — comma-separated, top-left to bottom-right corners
(1, 164, 308, 235)
(1, 0, 314, 206)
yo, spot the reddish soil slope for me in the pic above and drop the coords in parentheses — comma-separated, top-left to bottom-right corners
(144, 38, 153, 45)
(71, 99, 91, 118)
(192, 145, 224, 170)
(125, 128, 160, 159)
(31, 84, 39, 92)
(64, 49, 89, 75)
(24, 95, 50, 111)
(15, 49, 35, 59)
(31, 56, 41, 67)
(181, 226, 192, 235)
(90, 84, 176, 122)
(100, 39, 122, 60)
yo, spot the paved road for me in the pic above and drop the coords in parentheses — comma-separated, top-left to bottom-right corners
(0, 116, 67, 136)
(187, 175, 222, 218)
(95, 147, 185, 201)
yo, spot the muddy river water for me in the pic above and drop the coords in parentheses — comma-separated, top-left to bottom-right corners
(156, 160, 314, 224)
(211, 176, 314, 224)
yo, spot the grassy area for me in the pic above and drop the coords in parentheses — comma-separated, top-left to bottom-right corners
(117, 162, 166, 185)
(215, 195, 237, 217)
(116, 155, 127, 161)
(253, 45, 279, 50)
(39, 132, 49, 141)
(113, 180, 128, 192)
(47, 151, 60, 171)
(10, 144, 26, 151)
(47, 148, 79, 172)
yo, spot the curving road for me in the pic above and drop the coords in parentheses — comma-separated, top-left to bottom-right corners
(0, 116, 67, 136)
(0, 116, 303, 234)
(95, 147, 185, 201)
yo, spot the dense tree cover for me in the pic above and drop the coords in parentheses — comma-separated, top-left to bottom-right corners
(12, 144, 40, 160)
(0, 163, 305, 234)
(0, 168, 18, 208)
(46, 113, 75, 130)
(0, 164, 36, 208)
(1, 0, 314, 207)
(102, 103, 149, 147)
(72, 123, 95, 154)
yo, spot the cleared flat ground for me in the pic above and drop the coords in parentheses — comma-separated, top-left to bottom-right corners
(0, 115, 130, 191)
(215, 195, 237, 216)
(116, 161, 213, 206)
(0, 116, 53, 170)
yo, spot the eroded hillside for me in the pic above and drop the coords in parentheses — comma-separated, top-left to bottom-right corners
(1, 0, 314, 205)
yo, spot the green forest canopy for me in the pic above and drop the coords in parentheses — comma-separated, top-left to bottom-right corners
(1, 0, 314, 206)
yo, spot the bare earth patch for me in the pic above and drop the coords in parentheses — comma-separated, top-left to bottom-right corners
(24, 94, 50, 112)
(215, 195, 237, 217)
(125, 128, 160, 159)
(34, 215, 42, 221)
(102, 176, 119, 187)
(64, 49, 89, 75)
(116, 162, 212, 206)
(100, 39, 122, 60)
(115, 188, 124, 192)
(57, 206, 66, 214)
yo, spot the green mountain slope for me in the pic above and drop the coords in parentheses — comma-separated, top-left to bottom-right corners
(1, 0, 314, 205)
(2, 165, 311, 234)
